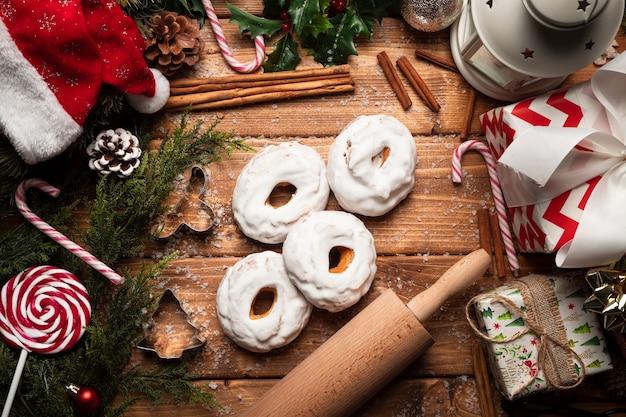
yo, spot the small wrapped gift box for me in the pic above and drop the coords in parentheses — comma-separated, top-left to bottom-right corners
(468, 274, 612, 400)
(479, 52, 626, 268)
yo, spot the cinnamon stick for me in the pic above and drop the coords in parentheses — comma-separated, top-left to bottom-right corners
(414, 49, 458, 73)
(165, 76, 354, 109)
(396, 56, 440, 112)
(170, 73, 348, 96)
(169, 64, 351, 89)
(165, 84, 355, 112)
(460, 87, 477, 140)
(488, 210, 506, 278)
(477, 208, 494, 276)
(377, 51, 412, 110)
(472, 343, 496, 417)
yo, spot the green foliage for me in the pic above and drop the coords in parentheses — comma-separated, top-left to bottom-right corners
(162, 0, 209, 26)
(263, 32, 302, 72)
(227, 3, 283, 38)
(83, 114, 250, 266)
(113, 362, 219, 410)
(118, 0, 208, 34)
(228, 0, 396, 71)
(0, 114, 248, 416)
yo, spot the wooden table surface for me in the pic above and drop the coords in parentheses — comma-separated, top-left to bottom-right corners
(119, 3, 626, 416)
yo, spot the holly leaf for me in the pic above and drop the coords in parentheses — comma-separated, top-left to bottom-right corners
(299, 11, 334, 40)
(308, 14, 359, 66)
(344, 4, 377, 38)
(263, 33, 302, 72)
(227, 3, 283, 38)
(288, 0, 324, 35)
(263, 0, 289, 16)
(163, 0, 209, 26)
(352, 0, 395, 23)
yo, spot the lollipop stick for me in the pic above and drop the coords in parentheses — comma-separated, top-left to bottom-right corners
(1, 349, 28, 417)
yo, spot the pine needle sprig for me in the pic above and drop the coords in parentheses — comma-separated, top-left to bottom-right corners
(0, 114, 244, 416)
(113, 363, 220, 410)
(82, 255, 176, 410)
(83, 113, 251, 266)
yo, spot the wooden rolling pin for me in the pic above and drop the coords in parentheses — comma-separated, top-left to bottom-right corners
(240, 249, 491, 417)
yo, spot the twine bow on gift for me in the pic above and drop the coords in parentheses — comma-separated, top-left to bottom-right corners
(493, 52, 626, 268)
(466, 275, 585, 397)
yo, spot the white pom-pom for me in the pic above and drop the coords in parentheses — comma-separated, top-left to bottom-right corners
(126, 68, 170, 114)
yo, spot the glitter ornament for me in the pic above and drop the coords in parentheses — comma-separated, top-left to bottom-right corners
(400, 0, 464, 32)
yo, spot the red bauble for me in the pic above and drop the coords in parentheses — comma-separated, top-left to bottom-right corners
(67, 384, 101, 415)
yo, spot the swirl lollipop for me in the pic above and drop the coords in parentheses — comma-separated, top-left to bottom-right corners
(0, 266, 91, 417)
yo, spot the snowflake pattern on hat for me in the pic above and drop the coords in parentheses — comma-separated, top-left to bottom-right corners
(0, 0, 169, 165)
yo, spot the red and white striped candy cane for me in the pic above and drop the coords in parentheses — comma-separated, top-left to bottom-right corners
(15, 178, 124, 285)
(201, 0, 265, 73)
(0, 265, 91, 417)
(451, 140, 520, 273)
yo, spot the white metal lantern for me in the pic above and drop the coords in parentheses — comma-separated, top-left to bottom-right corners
(450, 0, 625, 101)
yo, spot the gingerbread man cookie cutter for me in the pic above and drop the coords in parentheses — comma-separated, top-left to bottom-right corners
(153, 166, 214, 238)
(136, 289, 205, 359)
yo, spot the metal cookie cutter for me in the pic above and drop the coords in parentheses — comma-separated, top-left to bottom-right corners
(136, 289, 205, 359)
(153, 166, 214, 238)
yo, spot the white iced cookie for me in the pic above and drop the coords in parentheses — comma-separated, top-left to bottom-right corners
(216, 251, 313, 353)
(327, 115, 417, 216)
(282, 211, 377, 312)
(232, 142, 330, 244)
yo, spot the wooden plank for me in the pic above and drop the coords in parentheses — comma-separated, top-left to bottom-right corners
(112, 136, 500, 258)
(121, 254, 559, 380)
(157, 18, 603, 140)
(110, 12, 626, 416)
(118, 377, 505, 417)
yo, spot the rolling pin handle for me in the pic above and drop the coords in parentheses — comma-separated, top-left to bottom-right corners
(407, 249, 492, 322)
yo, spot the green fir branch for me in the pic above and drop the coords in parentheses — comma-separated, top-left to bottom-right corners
(0, 114, 246, 416)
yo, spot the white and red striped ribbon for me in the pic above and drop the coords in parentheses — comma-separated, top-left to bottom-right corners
(15, 178, 124, 285)
(452, 140, 520, 273)
(201, 0, 265, 73)
(0, 265, 91, 354)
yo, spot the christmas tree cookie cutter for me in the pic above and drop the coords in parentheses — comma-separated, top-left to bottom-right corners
(136, 289, 205, 359)
(153, 166, 214, 238)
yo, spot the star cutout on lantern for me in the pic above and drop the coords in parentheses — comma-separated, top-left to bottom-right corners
(521, 48, 534, 59)
(578, 0, 590, 11)
(585, 40, 595, 50)
(584, 269, 626, 332)
(486, 0, 493, 8)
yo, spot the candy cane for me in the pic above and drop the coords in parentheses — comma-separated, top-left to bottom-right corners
(201, 0, 265, 73)
(451, 140, 520, 273)
(0, 266, 91, 417)
(15, 178, 124, 285)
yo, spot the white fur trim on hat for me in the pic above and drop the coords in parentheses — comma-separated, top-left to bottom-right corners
(125, 68, 170, 114)
(0, 19, 82, 165)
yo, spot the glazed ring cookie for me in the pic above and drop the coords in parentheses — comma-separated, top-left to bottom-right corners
(216, 251, 313, 353)
(327, 115, 417, 216)
(282, 211, 377, 312)
(232, 142, 330, 244)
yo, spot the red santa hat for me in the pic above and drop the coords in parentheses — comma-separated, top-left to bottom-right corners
(0, 0, 170, 165)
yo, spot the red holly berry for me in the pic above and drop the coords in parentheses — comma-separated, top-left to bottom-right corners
(281, 21, 292, 32)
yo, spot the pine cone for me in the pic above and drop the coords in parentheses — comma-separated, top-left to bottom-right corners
(144, 11, 204, 77)
(87, 128, 142, 178)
